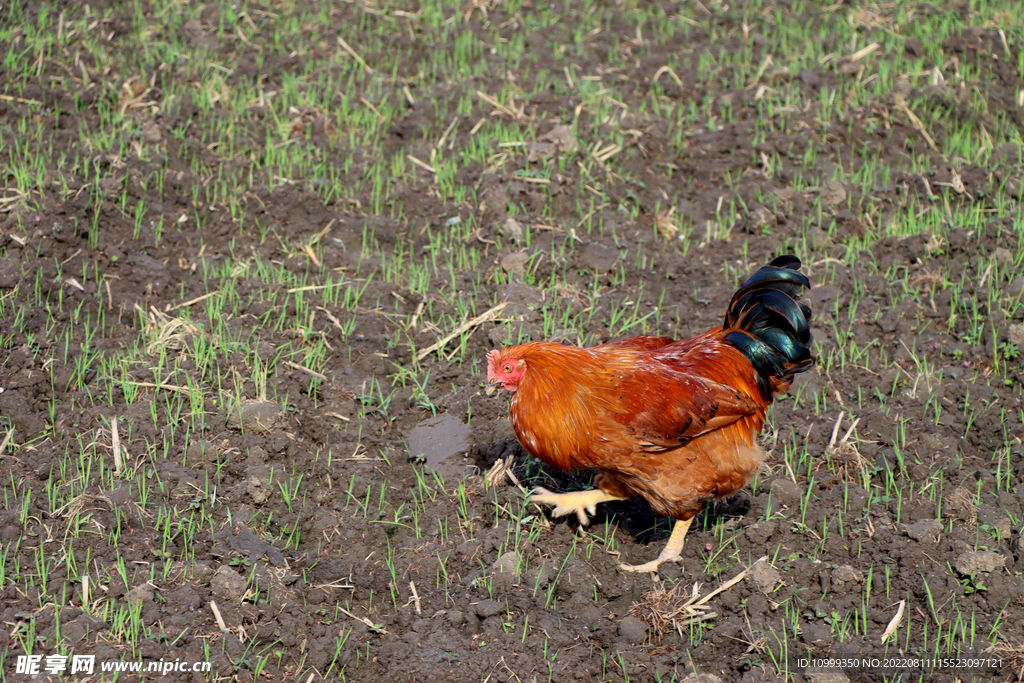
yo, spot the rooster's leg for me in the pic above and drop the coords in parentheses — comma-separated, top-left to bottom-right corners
(617, 517, 693, 573)
(531, 487, 626, 525)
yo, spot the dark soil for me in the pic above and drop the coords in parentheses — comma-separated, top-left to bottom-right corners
(1, 1, 1023, 682)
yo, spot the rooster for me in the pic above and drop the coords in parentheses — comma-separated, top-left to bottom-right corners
(486, 256, 814, 572)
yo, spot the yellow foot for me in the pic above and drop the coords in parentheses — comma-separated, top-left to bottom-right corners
(530, 487, 625, 525)
(617, 517, 693, 573)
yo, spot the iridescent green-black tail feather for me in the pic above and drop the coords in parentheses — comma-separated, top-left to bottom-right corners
(723, 256, 815, 400)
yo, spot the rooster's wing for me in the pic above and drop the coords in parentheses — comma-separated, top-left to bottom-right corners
(590, 353, 762, 454)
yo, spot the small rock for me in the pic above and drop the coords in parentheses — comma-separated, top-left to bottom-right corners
(748, 205, 776, 228)
(407, 414, 472, 480)
(502, 217, 524, 241)
(982, 575, 1017, 611)
(769, 478, 804, 507)
(141, 119, 162, 143)
(772, 186, 796, 203)
(255, 341, 276, 360)
(526, 141, 555, 162)
(954, 550, 1006, 575)
(190, 562, 214, 582)
(246, 446, 269, 465)
(820, 180, 847, 207)
(1005, 175, 1024, 200)
(806, 284, 841, 309)
(125, 584, 154, 607)
(186, 439, 217, 462)
(479, 185, 510, 215)
(210, 565, 248, 602)
(746, 593, 768, 616)
(992, 247, 1012, 264)
(617, 616, 648, 645)
(222, 632, 245, 659)
(0, 259, 21, 288)
(800, 621, 832, 645)
(539, 124, 578, 154)
(745, 520, 778, 546)
(905, 519, 942, 544)
(182, 19, 217, 49)
(751, 560, 781, 593)
(832, 565, 864, 585)
(501, 251, 528, 276)
(473, 599, 504, 619)
(1009, 323, 1024, 348)
(491, 551, 520, 587)
(526, 125, 579, 162)
(447, 610, 464, 626)
(246, 476, 272, 504)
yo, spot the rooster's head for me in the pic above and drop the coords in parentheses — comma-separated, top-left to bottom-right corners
(486, 349, 527, 392)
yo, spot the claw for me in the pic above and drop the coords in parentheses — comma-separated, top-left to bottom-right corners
(529, 487, 624, 526)
(615, 517, 693, 574)
(616, 553, 682, 573)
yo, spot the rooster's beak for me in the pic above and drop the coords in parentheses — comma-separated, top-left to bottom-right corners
(484, 379, 501, 396)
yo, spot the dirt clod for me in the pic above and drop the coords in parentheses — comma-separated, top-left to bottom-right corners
(1009, 323, 1024, 347)
(820, 180, 848, 207)
(0, 259, 20, 288)
(905, 519, 943, 543)
(751, 560, 782, 593)
(617, 616, 648, 644)
(210, 566, 247, 602)
(491, 551, 521, 587)
(954, 550, 1007, 575)
(125, 584, 154, 607)
(501, 251, 529, 276)
(769, 478, 804, 508)
(408, 414, 472, 480)
(473, 599, 505, 619)
(225, 401, 285, 434)
(745, 519, 778, 545)
(831, 565, 865, 589)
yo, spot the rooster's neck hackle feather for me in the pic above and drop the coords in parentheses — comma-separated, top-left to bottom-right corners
(507, 343, 616, 471)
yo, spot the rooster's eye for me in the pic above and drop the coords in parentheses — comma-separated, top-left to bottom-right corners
(503, 364, 512, 372)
